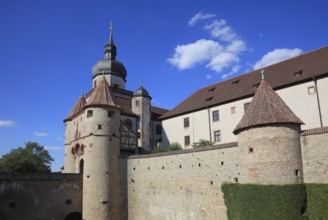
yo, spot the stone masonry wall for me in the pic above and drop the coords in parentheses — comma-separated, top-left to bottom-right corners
(301, 127, 328, 183)
(127, 143, 239, 220)
(0, 173, 82, 220)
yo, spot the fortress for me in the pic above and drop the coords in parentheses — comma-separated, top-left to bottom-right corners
(0, 25, 328, 220)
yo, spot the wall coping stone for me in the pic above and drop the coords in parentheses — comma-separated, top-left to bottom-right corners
(0, 173, 82, 181)
(301, 126, 328, 136)
(128, 142, 238, 159)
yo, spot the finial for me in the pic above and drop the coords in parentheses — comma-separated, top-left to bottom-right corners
(261, 69, 265, 80)
(109, 21, 113, 44)
(140, 80, 143, 87)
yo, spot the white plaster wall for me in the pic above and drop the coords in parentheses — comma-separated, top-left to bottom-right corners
(317, 77, 328, 126)
(93, 74, 125, 89)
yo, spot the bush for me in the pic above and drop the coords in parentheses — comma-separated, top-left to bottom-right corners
(306, 183, 328, 219)
(192, 139, 214, 148)
(168, 142, 182, 151)
(221, 183, 308, 220)
(152, 146, 168, 153)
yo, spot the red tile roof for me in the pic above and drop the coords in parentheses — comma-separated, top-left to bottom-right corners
(233, 79, 303, 134)
(64, 95, 85, 122)
(161, 46, 328, 120)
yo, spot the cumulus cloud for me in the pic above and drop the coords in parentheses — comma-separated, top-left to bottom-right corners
(254, 48, 303, 70)
(188, 12, 216, 26)
(168, 12, 246, 78)
(206, 74, 212, 79)
(0, 120, 15, 127)
(44, 146, 64, 151)
(33, 131, 49, 137)
(222, 65, 241, 79)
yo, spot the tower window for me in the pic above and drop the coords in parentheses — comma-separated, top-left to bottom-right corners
(136, 100, 140, 107)
(214, 130, 221, 142)
(184, 135, 190, 146)
(108, 111, 114, 117)
(308, 86, 315, 95)
(249, 147, 254, 153)
(231, 106, 236, 114)
(184, 117, 189, 128)
(87, 110, 93, 118)
(98, 124, 102, 130)
(212, 110, 219, 121)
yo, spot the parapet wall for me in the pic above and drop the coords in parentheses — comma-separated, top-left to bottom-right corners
(301, 126, 328, 183)
(127, 142, 239, 220)
(0, 173, 82, 220)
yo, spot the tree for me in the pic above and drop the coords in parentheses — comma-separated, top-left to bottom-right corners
(0, 142, 54, 173)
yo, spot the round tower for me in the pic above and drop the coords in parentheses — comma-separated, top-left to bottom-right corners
(92, 22, 127, 90)
(233, 70, 304, 184)
(132, 84, 152, 152)
(82, 77, 122, 219)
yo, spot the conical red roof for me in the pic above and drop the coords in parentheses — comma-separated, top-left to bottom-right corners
(85, 77, 121, 110)
(64, 95, 86, 122)
(233, 79, 303, 134)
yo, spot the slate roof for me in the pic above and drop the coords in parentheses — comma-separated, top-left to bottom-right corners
(64, 95, 86, 122)
(233, 79, 304, 134)
(160, 45, 328, 120)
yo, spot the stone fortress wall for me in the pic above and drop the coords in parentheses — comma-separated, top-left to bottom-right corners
(126, 129, 328, 220)
(0, 173, 82, 220)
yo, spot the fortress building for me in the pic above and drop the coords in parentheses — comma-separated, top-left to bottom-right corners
(0, 24, 327, 220)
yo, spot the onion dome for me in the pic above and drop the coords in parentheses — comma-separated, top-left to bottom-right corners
(233, 70, 303, 134)
(92, 22, 127, 81)
(134, 86, 152, 99)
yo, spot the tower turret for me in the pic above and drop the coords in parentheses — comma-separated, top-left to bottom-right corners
(92, 22, 127, 89)
(82, 77, 122, 219)
(132, 83, 152, 152)
(234, 70, 304, 184)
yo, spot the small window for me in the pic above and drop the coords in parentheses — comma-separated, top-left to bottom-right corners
(214, 130, 221, 142)
(208, 87, 216, 93)
(87, 110, 93, 118)
(184, 117, 189, 128)
(156, 124, 162, 135)
(249, 147, 254, 153)
(232, 80, 240, 85)
(244, 102, 250, 111)
(293, 70, 303, 77)
(98, 124, 102, 130)
(212, 110, 219, 121)
(295, 169, 300, 176)
(231, 106, 236, 114)
(205, 97, 213, 102)
(108, 111, 114, 117)
(136, 100, 140, 107)
(184, 135, 190, 146)
(114, 84, 119, 88)
(308, 86, 315, 95)
(252, 83, 260, 90)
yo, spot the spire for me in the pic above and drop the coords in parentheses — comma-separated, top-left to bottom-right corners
(233, 79, 303, 134)
(104, 21, 117, 60)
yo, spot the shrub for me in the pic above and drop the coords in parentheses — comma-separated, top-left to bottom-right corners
(152, 146, 168, 153)
(192, 139, 214, 148)
(168, 142, 182, 151)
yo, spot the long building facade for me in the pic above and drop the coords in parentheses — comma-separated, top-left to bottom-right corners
(161, 46, 328, 148)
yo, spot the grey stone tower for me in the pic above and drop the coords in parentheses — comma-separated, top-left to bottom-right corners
(233, 70, 304, 184)
(132, 85, 152, 152)
(82, 77, 122, 219)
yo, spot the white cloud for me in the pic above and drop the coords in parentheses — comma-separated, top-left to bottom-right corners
(167, 39, 223, 69)
(168, 12, 247, 77)
(0, 120, 15, 127)
(57, 137, 62, 140)
(188, 12, 216, 26)
(34, 131, 49, 137)
(44, 146, 64, 151)
(206, 74, 212, 79)
(254, 48, 303, 70)
(222, 65, 241, 79)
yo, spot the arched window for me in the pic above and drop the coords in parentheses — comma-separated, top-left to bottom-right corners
(124, 119, 133, 129)
(156, 124, 162, 135)
(79, 159, 84, 174)
(87, 110, 93, 118)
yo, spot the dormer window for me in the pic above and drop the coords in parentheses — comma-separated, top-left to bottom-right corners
(232, 80, 240, 85)
(208, 87, 216, 93)
(293, 70, 303, 77)
(205, 97, 213, 102)
(252, 83, 260, 90)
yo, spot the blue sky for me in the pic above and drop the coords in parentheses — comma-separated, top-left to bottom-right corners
(1, 0, 328, 171)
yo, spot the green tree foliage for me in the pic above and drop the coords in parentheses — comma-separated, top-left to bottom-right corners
(192, 139, 214, 148)
(0, 142, 54, 173)
(152, 142, 182, 153)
